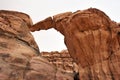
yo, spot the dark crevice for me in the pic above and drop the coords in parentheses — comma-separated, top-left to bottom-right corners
(117, 32, 120, 35)
(15, 36, 39, 54)
(73, 71, 80, 80)
(117, 32, 120, 47)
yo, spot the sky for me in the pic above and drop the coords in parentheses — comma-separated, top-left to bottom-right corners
(0, 0, 120, 52)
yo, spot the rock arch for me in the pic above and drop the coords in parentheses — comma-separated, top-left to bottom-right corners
(30, 8, 120, 80)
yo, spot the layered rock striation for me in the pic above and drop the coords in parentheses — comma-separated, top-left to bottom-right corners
(41, 50, 78, 73)
(0, 10, 73, 80)
(31, 8, 120, 80)
(1, 8, 120, 80)
(0, 10, 38, 80)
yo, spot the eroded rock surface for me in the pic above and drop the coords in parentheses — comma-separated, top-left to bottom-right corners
(0, 10, 39, 80)
(0, 10, 73, 80)
(41, 50, 79, 73)
(25, 56, 73, 80)
(31, 8, 120, 80)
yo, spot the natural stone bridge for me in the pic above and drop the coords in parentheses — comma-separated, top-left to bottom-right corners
(30, 8, 120, 80)
(0, 8, 120, 80)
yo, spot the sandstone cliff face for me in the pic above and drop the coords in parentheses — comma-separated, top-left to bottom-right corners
(0, 10, 38, 80)
(25, 56, 73, 80)
(0, 10, 73, 80)
(31, 8, 120, 80)
(41, 50, 78, 73)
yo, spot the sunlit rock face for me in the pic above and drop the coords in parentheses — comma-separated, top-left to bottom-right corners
(31, 8, 120, 80)
(0, 10, 73, 80)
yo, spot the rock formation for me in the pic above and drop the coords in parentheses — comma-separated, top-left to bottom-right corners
(40, 50, 79, 73)
(0, 10, 73, 80)
(31, 8, 120, 80)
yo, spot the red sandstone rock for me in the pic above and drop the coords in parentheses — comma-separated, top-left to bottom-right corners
(0, 10, 33, 27)
(40, 50, 79, 73)
(30, 17, 54, 32)
(0, 10, 39, 80)
(0, 10, 73, 80)
(0, 10, 39, 51)
(25, 56, 73, 80)
(31, 8, 120, 80)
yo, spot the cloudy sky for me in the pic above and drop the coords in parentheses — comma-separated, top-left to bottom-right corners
(0, 0, 120, 52)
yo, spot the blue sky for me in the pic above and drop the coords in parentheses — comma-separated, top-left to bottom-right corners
(0, 0, 120, 52)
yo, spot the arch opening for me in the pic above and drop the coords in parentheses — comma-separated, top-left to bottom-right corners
(32, 28, 67, 52)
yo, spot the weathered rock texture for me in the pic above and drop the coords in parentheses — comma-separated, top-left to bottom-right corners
(0, 10, 39, 80)
(31, 8, 120, 80)
(0, 10, 73, 80)
(25, 56, 73, 80)
(41, 50, 79, 73)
